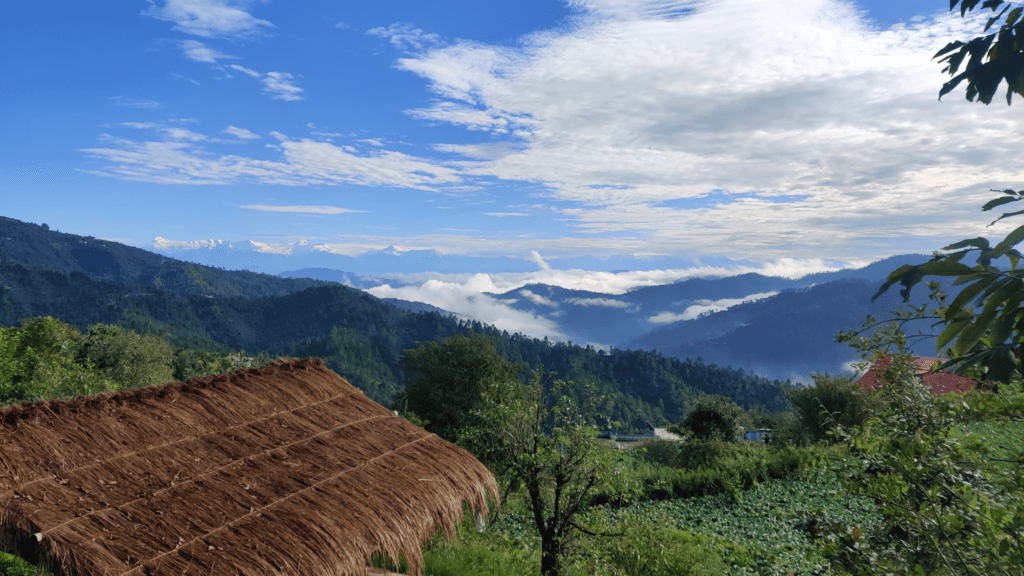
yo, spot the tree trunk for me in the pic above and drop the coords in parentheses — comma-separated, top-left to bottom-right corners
(541, 531, 562, 576)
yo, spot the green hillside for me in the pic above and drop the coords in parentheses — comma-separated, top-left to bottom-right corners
(0, 217, 792, 428)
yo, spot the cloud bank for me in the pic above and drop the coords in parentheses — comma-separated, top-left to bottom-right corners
(647, 291, 780, 323)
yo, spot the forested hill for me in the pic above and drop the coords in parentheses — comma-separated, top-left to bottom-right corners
(0, 216, 792, 427)
(0, 216, 324, 298)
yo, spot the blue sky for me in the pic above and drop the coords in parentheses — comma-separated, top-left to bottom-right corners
(2, 0, 1022, 336)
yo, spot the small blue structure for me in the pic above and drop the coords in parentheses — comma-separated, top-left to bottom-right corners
(744, 429, 772, 443)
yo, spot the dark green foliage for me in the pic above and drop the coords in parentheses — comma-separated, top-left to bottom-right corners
(401, 333, 519, 443)
(635, 440, 682, 467)
(170, 348, 276, 383)
(680, 395, 751, 442)
(676, 438, 732, 470)
(593, 443, 820, 506)
(785, 373, 880, 444)
(79, 324, 175, 391)
(0, 317, 114, 403)
(935, 1, 1024, 105)
(830, 355, 1024, 575)
(0, 317, 276, 405)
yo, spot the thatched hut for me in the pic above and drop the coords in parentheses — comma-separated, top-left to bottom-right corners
(0, 358, 498, 576)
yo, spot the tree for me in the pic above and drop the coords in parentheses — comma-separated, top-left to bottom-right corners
(873, 1, 1024, 386)
(400, 332, 519, 443)
(829, 353, 1024, 575)
(464, 376, 614, 576)
(0, 317, 114, 403)
(79, 324, 175, 391)
(785, 373, 879, 444)
(679, 395, 751, 442)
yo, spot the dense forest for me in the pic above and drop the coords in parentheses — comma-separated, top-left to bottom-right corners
(0, 216, 791, 429)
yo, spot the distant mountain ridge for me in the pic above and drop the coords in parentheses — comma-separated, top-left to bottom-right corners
(479, 254, 931, 351)
(0, 215, 792, 428)
(0, 216, 324, 298)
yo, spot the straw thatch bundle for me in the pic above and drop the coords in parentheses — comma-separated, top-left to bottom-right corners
(0, 358, 498, 576)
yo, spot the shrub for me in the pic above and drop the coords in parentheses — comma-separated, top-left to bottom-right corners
(785, 373, 879, 443)
(765, 410, 814, 447)
(676, 438, 731, 470)
(680, 395, 751, 442)
(635, 440, 682, 467)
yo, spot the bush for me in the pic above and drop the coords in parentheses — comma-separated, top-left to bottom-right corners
(785, 373, 879, 444)
(635, 440, 682, 467)
(676, 438, 732, 470)
(592, 444, 823, 504)
(765, 410, 813, 447)
(680, 395, 751, 442)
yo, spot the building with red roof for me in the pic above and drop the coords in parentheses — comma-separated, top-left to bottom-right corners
(857, 355, 977, 395)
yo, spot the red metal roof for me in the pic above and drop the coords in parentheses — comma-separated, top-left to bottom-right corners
(857, 355, 977, 394)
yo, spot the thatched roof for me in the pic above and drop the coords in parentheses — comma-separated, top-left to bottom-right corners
(0, 358, 498, 576)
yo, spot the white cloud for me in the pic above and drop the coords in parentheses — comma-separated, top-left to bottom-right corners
(367, 275, 565, 340)
(122, 122, 158, 130)
(647, 291, 780, 323)
(121, 122, 208, 141)
(367, 22, 442, 51)
(407, 102, 511, 132)
(358, 138, 386, 146)
(227, 64, 261, 78)
(81, 131, 463, 189)
(384, 0, 1021, 260)
(142, 0, 273, 39)
(109, 97, 162, 109)
(180, 39, 234, 62)
(519, 289, 558, 307)
(486, 212, 530, 217)
(529, 250, 551, 271)
(222, 125, 260, 139)
(222, 65, 304, 101)
(262, 72, 303, 101)
(238, 204, 363, 214)
(565, 297, 632, 308)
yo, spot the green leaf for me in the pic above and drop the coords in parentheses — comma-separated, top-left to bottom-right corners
(938, 314, 975, 350)
(992, 223, 1024, 256)
(953, 297, 1003, 355)
(946, 272, 999, 316)
(917, 259, 977, 277)
(943, 237, 991, 250)
(989, 207, 1024, 226)
(987, 305, 1018, 345)
(1007, 7, 1023, 26)
(982, 195, 1020, 211)
(985, 5, 1010, 32)
(934, 40, 967, 59)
